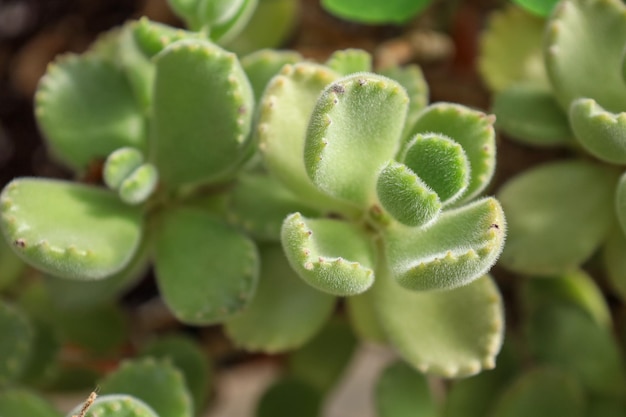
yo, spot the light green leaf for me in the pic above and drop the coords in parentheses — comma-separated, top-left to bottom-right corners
(118, 163, 158, 205)
(380, 65, 428, 140)
(281, 213, 375, 296)
(498, 160, 617, 275)
(0, 389, 62, 417)
(104, 147, 144, 191)
(375, 361, 436, 417)
(225, 245, 335, 352)
(0, 235, 24, 291)
(0, 179, 143, 280)
(305, 73, 408, 207)
(321, 0, 433, 24)
(384, 197, 505, 291)
(0, 301, 33, 386)
(203, 0, 258, 43)
(153, 206, 259, 324)
(132, 17, 207, 58)
(346, 288, 387, 343)
(240, 49, 302, 102)
(570, 98, 626, 164)
(512, 0, 559, 17)
(66, 394, 159, 417)
(325, 49, 372, 75)
(35, 54, 146, 171)
(375, 274, 503, 378)
(152, 39, 253, 189)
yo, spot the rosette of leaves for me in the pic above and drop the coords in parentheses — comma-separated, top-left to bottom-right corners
(247, 51, 507, 377)
(479, 0, 626, 282)
(0, 19, 265, 326)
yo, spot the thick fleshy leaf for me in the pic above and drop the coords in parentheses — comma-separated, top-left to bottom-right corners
(375, 361, 436, 417)
(402, 134, 470, 205)
(570, 98, 626, 164)
(35, 54, 146, 171)
(99, 358, 193, 417)
(0, 235, 24, 291)
(66, 394, 158, 417)
(153, 206, 259, 324)
(0, 179, 143, 280)
(513, 0, 559, 17)
(0, 389, 62, 417)
(346, 288, 387, 343)
(240, 49, 302, 101)
(281, 213, 375, 296)
(0, 301, 33, 386)
(256, 63, 347, 212)
(257, 378, 321, 417)
(140, 335, 211, 414)
(321, 0, 433, 24)
(478, 4, 548, 92)
(408, 103, 496, 204)
(603, 228, 626, 301)
(376, 160, 441, 227)
(132, 17, 207, 58)
(225, 245, 335, 352)
(545, 0, 626, 112)
(380, 65, 428, 140)
(498, 160, 617, 275)
(116, 22, 155, 111)
(490, 368, 585, 417)
(305, 73, 408, 207)
(118, 163, 158, 205)
(384, 197, 505, 291)
(325, 49, 372, 75)
(104, 147, 144, 190)
(152, 39, 254, 189)
(492, 83, 571, 146)
(203, 0, 258, 43)
(375, 274, 504, 378)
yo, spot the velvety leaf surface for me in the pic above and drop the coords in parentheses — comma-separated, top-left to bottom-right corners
(305, 73, 408, 207)
(257, 378, 321, 417)
(99, 358, 193, 417)
(490, 368, 584, 417)
(325, 49, 372, 75)
(152, 39, 253, 189)
(375, 274, 504, 378)
(281, 213, 375, 296)
(35, 54, 146, 171)
(408, 103, 496, 204)
(321, 0, 433, 24)
(498, 160, 617, 275)
(375, 361, 436, 417)
(346, 288, 387, 343)
(66, 394, 158, 417)
(240, 49, 302, 101)
(384, 197, 505, 291)
(545, 0, 626, 112)
(0, 389, 62, 417)
(0, 179, 143, 280)
(0, 301, 33, 386)
(492, 83, 571, 146)
(225, 245, 335, 352)
(153, 206, 259, 324)
(570, 98, 626, 164)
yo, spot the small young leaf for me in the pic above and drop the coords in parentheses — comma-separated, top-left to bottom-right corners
(35, 54, 146, 172)
(321, 0, 433, 24)
(380, 65, 428, 140)
(0, 301, 33, 386)
(257, 378, 322, 417)
(153, 206, 259, 324)
(375, 361, 436, 417)
(0, 179, 143, 280)
(281, 213, 376, 296)
(132, 17, 207, 58)
(152, 39, 253, 189)
(570, 98, 626, 164)
(375, 274, 504, 378)
(240, 49, 302, 101)
(498, 160, 617, 275)
(325, 49, 372, 75)
(118, 163, 159, 205)
(66, 394, 159, 417)
(225, 245, 335, 352)
(200, 0, 258, 43)
(104, 147, 144, 191)
(384, 197, 505, 291)
(99, 358, 193, 417)
(305, 73, 408, 207)
(0, 389, 62, 417)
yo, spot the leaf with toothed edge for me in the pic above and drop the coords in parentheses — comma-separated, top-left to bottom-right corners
(407, 103, 496, 205)
(0, 178, 143, 280)
(66, 394, 158, 417)
(384, 197, 505, 291)
(151, 39, 254, 189)
(240, 49, 302, 102)
(325, 49, 372, 75)
(375, 273, 504, 378)
(305, 73, 408, 208)
(0, 301, 33, 387)
(281, 213, 376, 296)
(132, 17, 207, 58)
(153, 206, 259, 325)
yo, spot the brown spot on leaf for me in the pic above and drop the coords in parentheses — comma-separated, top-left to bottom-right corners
(14, 238, 26, 248)
(331, 84, 345, 94)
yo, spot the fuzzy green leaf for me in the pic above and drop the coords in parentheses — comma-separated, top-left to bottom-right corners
(498, 160, 617, 275)
(0, 389, 62, 417)
(375, 361, 436, 417)
(375, 274, 504, 378)
(115, 23, 155, 111)
(132, 17, 207, 57)
(321, 0, 433, 24)
(104, 147, 144, 191)
(257, 378, 322, 417)
(376, 160, 441, 227)
(225, 245, 335, 352)
(153, 206, 259, 324)
(490, 368, 585, 417)
(241, 49, 302, 101)
(346, 288, 387, 343)
(99, 358, 193, 417)
(152, 39, 253, 189)
(545, 0, 626, 112)
(35, 54, 146, 171)
(402, 134, 470, 205)
(0, 301, 33, 386)
(384, 197, 505, 291)
(492, 83, 571, 146)
(325, 49, 372, 75)
(281, 213, 375, 296)
(408, 103, 496, 204)
(570, 98, 626, 164)
(66, 394, 159, 417)
(305, 73, 408, 207)
(0, 179, 143, 280)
